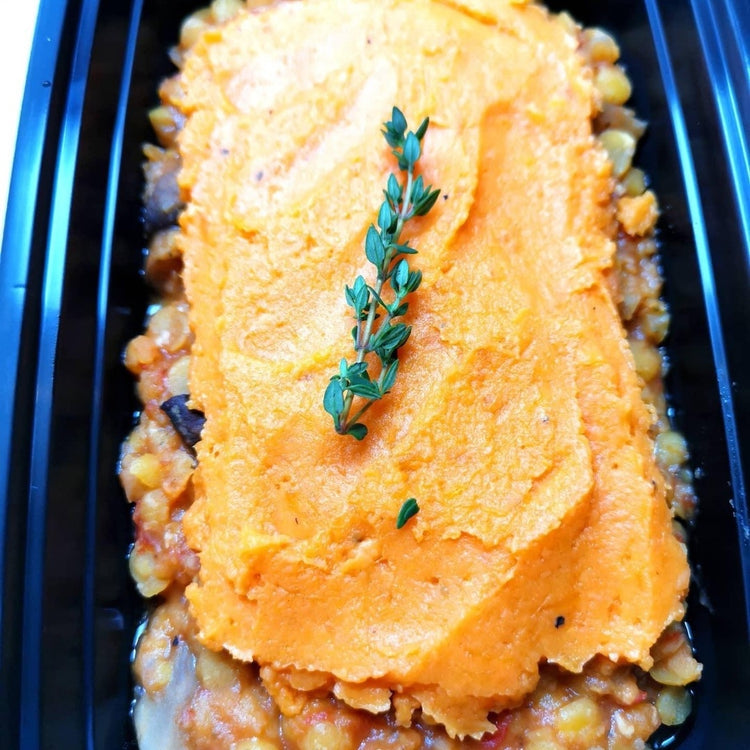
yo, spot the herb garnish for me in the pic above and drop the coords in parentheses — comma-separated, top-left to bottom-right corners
(323, 107, 440, 440)
(396, 498, 420, 529)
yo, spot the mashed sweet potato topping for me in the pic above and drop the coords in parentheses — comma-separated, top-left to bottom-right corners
(174, 0, 689, 738)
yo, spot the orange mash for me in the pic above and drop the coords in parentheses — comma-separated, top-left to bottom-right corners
(174, 0, 690, 738)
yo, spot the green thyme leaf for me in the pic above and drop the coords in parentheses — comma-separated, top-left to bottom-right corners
(365, 225, 385, 267)
(381, 360, 399, 394)
(415, 116, 429, 141)
(403, 132, 421, 169)
(323, 378, 345, 419)
(369, 322, 410, 354)
(393, 259, 409, 290)
(406, 269, 422, 293)
(396, 498, 420, 528)
(391, 107, 407, 135)
(391, 242, 417, 255)
(412, 175, 425, 203)
(345, 284, 356, 308)
(348, 361, 369, 377)
(347, 423, 368, 440)
(389, 302, 408, 318)
(348, 381, 382, 400)
(386, 174, 402, 204)
(367, 285, 388, 311)
(378, 201, 395, 232)
(353, 277, 369, 318)
(414, 188, 441, 216)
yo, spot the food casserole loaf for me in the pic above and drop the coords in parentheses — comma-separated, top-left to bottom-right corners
(120, 0, 703, 747)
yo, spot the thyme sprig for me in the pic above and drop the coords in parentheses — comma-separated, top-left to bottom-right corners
(323, 107, 440, 440)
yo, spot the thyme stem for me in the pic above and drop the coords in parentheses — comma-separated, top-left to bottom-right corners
(322, 107, 440, 440)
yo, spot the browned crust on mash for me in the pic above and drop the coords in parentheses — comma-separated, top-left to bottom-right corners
(120, 1, 701, 748)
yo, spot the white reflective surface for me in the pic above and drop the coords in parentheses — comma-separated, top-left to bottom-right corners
(0, 2, 40, 237)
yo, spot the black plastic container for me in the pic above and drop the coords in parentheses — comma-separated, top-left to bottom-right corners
(1, 1, 748, 748)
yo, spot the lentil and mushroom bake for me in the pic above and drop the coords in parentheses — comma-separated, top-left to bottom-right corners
(120, 0, 702, 747)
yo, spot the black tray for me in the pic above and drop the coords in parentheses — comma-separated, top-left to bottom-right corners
(1, 0, 748, 747)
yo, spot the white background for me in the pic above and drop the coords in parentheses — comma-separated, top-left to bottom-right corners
(0, 3, 41, 238)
